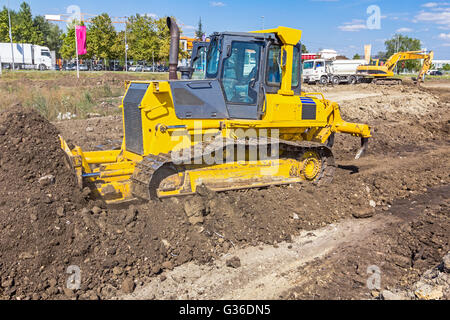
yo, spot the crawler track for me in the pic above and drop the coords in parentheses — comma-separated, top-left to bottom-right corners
(130, 137, 335, 201)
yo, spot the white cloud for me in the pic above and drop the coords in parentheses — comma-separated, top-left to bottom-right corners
(338, 19, 367, 32)
(415, 6, 450, 25)
(144, 13, 158, 18)
(416, 10, 450, 24)
(439, 32, 450, 39)
(338, 24, 367, 32)
(210, 1, 226, 7)
(422, 2, 450, 7)
(396, 27, 413, 32)
(422, 2, 439, 7)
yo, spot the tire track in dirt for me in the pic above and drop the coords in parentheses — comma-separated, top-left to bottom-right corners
(122, 215, 391, 300)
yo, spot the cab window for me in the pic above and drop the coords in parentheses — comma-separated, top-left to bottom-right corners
(221, 41, 262, 104)
(192, 46, 207, 79)
(266, 45, 300, 87)
(41, 50, 51, 58)
(206, 39, 221, 78)
(303, 61, 314, 69)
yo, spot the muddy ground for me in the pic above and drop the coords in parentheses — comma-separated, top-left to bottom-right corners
(0, 75, 449, 300)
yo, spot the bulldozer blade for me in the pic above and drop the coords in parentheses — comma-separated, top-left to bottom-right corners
(355, 138, 369, 160)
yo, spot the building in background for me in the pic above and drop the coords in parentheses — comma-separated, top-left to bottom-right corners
(318, 49, 338, 60)
(433, 60, 450, 69)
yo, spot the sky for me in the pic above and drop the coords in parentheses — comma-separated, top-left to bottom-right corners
(6, 0, 450, 59)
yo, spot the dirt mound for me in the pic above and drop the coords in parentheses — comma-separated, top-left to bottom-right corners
(0, 107, 87, 299)
(0, 107, 338, 300)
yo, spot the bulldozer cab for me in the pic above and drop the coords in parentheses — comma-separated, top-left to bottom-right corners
(190, 30, 302, 120)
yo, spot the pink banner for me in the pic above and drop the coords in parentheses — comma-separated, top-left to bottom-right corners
(76, 25, 87, 56)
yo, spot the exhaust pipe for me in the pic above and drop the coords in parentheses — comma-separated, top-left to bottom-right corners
(167, 17, 180, 80)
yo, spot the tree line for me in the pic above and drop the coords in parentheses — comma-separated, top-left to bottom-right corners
(0, 2, 62, 53)
(0, 2, 188, 64)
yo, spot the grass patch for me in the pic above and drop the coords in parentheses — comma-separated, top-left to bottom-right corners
(0, 71, 169, 120)
(0, 70, 168, 81)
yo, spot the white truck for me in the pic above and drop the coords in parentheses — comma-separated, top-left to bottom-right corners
(0, 43, 52, 70)
(303, 59, 367, 85)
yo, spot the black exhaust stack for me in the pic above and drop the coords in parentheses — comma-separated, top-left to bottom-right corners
(167, 17, 180, 80)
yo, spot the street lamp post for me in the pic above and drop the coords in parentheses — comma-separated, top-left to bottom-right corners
(7, 0, 15, 71)
(125, 22, 128, 72)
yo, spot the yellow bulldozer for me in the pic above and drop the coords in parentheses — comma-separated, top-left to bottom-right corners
(61, 18, 372, 204)
(356, 50, 434, 85)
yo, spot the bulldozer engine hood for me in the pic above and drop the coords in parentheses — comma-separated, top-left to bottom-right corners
(170, 80, 230, 119)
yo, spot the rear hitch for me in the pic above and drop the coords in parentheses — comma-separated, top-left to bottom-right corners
(355, 138, 369, 160)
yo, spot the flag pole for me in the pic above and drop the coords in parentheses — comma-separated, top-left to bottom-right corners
(75, 26, 80, 79)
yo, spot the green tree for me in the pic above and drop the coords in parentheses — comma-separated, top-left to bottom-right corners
(87, 13, 117, 61)
(195, 17, 205, 40)
(60, 25, 75, 60)
(155, 16, 189, 62)
(126, 15, 188, 63)
(34, 15, 63, 54)
(0, 4, 62, 53)
(110, 30, 126, 61)
(385, 34, 422, 73)
(353, 53, 361, 59)
(0, 2, 43, 44)
(127, 14, 158, 62)
(14, 2, 42, 44)
(155, 17, 170, 62)
(0, 7, 13, 42)
(442, 64, 450, 71)
(301, 44, 308, 53)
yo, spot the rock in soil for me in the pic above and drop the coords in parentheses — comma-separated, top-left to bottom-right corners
(226, 257, 241, 269)
(352, 208, 375, 219)
(121, 278, 136, 294)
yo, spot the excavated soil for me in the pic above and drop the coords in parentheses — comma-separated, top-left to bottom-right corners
(0, 79, 449, 300)
(282, 184, 449, 300)
(0, 107, 86, 299)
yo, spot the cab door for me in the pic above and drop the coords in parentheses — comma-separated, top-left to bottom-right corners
(220, 39, 264, 119)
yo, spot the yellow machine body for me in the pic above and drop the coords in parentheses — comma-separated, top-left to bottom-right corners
(61, 26, 372, 203)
